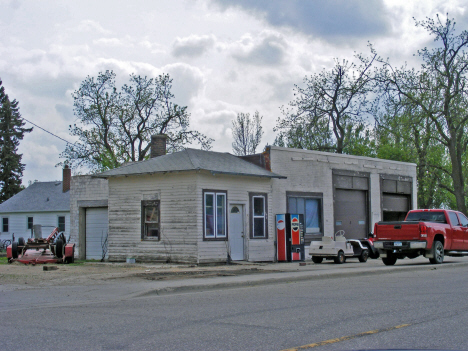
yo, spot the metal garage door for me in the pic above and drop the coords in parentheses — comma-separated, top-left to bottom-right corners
(334, 189, 367, 240)
(86, 208, 108, 260)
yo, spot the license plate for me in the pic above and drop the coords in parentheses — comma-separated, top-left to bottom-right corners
(394, 242, 402, 247)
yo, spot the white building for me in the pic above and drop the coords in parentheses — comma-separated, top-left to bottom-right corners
(0, 166, 71, 242)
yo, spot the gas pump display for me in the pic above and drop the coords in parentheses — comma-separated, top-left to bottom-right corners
(276, 213, 305, 262)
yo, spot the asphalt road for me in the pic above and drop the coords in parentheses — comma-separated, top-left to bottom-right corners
(2, 263, 468, 351)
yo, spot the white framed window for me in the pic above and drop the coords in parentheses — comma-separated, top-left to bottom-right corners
(203, 190, 227, 240)
(250, 193, 268, 239)
(141, 200, 160, 240)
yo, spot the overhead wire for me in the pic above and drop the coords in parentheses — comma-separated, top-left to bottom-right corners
(21, 117, 76, 145)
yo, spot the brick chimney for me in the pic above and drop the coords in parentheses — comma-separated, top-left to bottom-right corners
(150, 134, 167, 158)
(63, 165, 71, 193)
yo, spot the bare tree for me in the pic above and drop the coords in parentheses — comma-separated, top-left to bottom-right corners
(61, 71, 213, 171)
(231, 111, 264, 155)
(275, 49, 378, 154)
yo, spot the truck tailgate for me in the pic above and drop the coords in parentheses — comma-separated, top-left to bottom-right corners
(375, 221, 420, 241)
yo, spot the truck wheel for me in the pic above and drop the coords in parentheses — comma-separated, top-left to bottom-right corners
(18, 237, 25, 246)
(334, 251, 346, 264)
(312, 256, 323, 264)
(359, 250, 369, 263)
(12, 242, 19, 259)
(382, 255, 397, 266)
(429, 240, 444, 264)
(55, 239, 64, 258)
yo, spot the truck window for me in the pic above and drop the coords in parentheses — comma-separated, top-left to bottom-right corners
(448, 212, 460, 226)
(406, 211, 446, 223)
(458, 213, 468, 227)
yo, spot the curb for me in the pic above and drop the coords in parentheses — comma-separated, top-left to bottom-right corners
(133, 260, 468, 298)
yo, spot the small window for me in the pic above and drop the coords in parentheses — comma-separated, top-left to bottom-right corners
(58, 216, 66, 232)
(458, 213, 468, 227)
(2, 217, 8, 232)
(250, 193, 268, 239)
(448, 212, 460, 226)
(141, 200, 160, 240)
(27, 217, 34, 230)
(203, 190, 227, 240)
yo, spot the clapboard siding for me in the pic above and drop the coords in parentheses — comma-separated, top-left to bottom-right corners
(197, 173, 275, 263)
(107, 172, 199, 263)
(0, 212, 69, 241)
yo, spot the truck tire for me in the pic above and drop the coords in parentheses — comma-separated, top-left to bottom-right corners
(18, 237, 25, 246)
(359, 250, 369, 263)
(429, 240, 444, 264)
(334, 251, 346, 264)
(382, 254, 397, 266)
(312, 256, 323, 264)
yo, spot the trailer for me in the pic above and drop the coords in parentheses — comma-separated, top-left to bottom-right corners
(7, 227, 75, 265)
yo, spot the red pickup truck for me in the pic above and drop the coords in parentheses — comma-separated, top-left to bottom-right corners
(373, 209, 468, 265)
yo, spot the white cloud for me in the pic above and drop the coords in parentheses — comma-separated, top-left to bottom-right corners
(172, 34, 216, 58)
(231, 32, 288, 66)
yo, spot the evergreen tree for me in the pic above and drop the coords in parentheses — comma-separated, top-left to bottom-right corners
(0, 79, 32, 203)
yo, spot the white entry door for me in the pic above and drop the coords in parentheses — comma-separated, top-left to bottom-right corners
(229, 205, 244, 261)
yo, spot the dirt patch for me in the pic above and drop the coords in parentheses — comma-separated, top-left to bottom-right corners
(0, 261, 275, 288)
(123, 267, 280, 281)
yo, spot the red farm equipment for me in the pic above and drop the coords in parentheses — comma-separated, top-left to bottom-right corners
(7, 227, 75, 265)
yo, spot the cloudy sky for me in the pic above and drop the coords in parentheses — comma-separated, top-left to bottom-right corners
(1, 0, 467, 184)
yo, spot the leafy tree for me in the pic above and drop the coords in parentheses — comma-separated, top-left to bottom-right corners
(377, 15, 468, 213)
(274, 49, 378, 154)
(61, 71, 213, 171)
(0, 79, 32, 203)
(231, 111, 264, 155)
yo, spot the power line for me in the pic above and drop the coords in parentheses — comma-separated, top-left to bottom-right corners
(21, 117, 76, 145)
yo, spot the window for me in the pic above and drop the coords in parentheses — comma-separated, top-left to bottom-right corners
(58, 216, 66, 232)
(2, 217, 8, 232)
(288, 194, 322, 235)
(448, 212, 460, 226)
(458, 213, 468, 227)
(250, 193, 268, 238)
(141, 200, 160, 240)
(203, 190, 227, 240)
(27, 217, 34, 230)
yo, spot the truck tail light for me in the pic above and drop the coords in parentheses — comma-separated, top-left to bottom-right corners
(419, 223, 427, 237)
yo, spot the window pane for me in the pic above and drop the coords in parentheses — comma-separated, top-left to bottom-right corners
(289, 198, 297, 214)
(253, 217, 265, 237)
(28, 217, 34, 230)
(449, 212, 460, 226)
(2, 218, 8, 232)
(145, 207, 159, 223)
(146, 223, 159, 237)
(459, 213, 468, 227)
(58, 216, 65, 232)
(205, 194, 214, 237)
(216, 194, 226, 236)
(253, 197, 264, 216)
(297, 198, 305, 216)
(305, 199, 320, 233)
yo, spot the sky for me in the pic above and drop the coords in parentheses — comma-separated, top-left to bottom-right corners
(1, 0, 467, 185)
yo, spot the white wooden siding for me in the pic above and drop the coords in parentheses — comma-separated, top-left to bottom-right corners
(0, 212, 70, 241)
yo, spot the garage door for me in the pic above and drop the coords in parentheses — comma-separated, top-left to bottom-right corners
(86, 208, 108, 260)
(334, 189, 367, 240)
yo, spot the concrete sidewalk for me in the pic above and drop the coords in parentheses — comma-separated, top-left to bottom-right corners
(127, 255, 468, 297)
